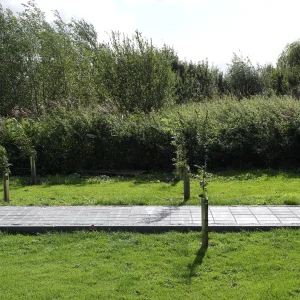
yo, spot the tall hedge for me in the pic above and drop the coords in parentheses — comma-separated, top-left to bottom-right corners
(1, 96, 300, 174)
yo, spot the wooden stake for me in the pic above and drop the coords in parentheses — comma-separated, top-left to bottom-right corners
(3, 171, 9, 202)
(183, 169, 190, 201)
(201, 197, 208, 248)
(30, 155, 37, 185)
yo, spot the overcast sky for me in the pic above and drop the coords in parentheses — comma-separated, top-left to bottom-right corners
(2, 0, 300, 71)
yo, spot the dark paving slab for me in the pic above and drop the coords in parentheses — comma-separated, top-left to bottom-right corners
(0, 206, 300, 233)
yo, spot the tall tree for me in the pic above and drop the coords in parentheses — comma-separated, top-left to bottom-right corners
(96, 31, 176, 112)
(277, 40, 300, 98)
(225, 53, 261, 98)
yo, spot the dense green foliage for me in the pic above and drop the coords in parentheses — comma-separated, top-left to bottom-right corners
(99, 31, 176, 112)
(1, 230, 300, 299)
(172, 59, 222, 102)
(277, 39, 300, 97)
(3, 118, 37, 157)
(0, 145, 9, 172)
(225, 54, 261, 98)
(1, 97, 300, 174)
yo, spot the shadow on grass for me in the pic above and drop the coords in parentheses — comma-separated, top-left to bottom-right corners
(212, 168, 300, 180)
(9, 171, 188, 188)
(39, 172, 176, 187)
(284, 200, 300, 205)
(186, 245, 207, 283)
(2, 175, 87, 188)
(40, 175, 130, 187)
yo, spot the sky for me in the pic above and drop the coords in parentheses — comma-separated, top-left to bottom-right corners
(2, 0, 300, 71)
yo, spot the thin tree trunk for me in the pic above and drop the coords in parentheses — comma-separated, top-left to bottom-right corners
(30, 156, 37, 185)
(183, 169, 190, 201)
(3, 171, 9, 202)
(201, 197, 208, 248)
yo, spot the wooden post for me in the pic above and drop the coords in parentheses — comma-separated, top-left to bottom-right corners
(3, 171, 9, 202)
(30, 155, 37, 185)
(183, 168, 190, 201)
(201, 197, 208, 248)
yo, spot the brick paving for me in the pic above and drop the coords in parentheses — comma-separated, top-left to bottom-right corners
(1, 205, 300, 233)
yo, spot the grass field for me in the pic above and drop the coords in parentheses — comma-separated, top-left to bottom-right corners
(0, 229, 299, 299)
(1, 169, 300, 206)
(1, 169, 300, 299)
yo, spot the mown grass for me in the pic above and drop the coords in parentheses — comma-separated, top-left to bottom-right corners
(0, 229, 300, 299)
(1, 169, 300, 206)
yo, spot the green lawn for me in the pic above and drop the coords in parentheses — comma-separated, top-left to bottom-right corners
(0, 229, 299, 299)
(1, 169, 300, 206)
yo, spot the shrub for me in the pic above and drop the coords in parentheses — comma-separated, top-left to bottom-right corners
(3, 96, 300, 174)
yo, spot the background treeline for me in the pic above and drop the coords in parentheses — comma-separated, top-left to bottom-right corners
(1, 1, 300, 116)
(1, 1, 300, 174)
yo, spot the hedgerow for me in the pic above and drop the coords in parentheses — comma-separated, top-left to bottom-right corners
(1, 96, 300, 174)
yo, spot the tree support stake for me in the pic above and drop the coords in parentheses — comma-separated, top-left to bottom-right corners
(3, 171, 9, 202)
(201, 197, 208, 248)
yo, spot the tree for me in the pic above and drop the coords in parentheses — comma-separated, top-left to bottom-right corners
(97, 31, 176, 112)
(0, 145, 10, 202)
(258, 64, 276, 97)
(0, 4, 33, 115)
(277, 40, 300, 98)
(0, 1, 104, 116)
(4, 118, 38, 184)
(225, 53, 261, 98)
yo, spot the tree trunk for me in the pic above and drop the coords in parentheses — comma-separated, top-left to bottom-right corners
(3, 171, 9, 202)
(183, 169, 190, 201)
(30, 156, 37, 185)
(201, 197, 208, 248)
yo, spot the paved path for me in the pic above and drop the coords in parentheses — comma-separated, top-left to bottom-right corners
(1, 206, 300, 233)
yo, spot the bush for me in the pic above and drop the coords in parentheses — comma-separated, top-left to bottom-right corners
(32, 107, 174, 173)
(3, 96, 300, 174)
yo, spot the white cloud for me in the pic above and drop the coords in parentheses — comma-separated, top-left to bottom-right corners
(124, 0, 200, 4)
(2, 0, 137, 41)
(1, 0, 24, 11)
(59, 1, 135, 40)
(43, 0, 137, 40)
